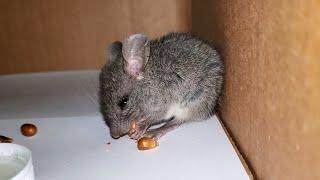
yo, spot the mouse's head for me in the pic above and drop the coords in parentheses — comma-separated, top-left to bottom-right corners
(99, 34, 150, 139)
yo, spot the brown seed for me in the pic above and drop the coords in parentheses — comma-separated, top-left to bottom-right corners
(0, 135, 13, 143)
(107, 142, 111, 145)
(137, 137, 158, 151)
(128, 121, 137, 136)
(21, 124, 37, 137)
(129, 121, 136, 131)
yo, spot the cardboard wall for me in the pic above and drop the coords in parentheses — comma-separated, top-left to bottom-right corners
(192, 0, 320, 179)
(0, 0, 190, 74)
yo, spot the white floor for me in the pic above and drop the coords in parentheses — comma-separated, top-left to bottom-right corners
(0, 70, 249, 180)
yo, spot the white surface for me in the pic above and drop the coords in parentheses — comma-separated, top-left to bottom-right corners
(0, 144, 34, 180)
(0, 71, 249, 180)
(0, 71, 99, 120)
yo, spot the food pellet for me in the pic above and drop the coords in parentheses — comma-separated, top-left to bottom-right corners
(137, 137, 158, 150)
(0, 135, 13, 143)
(128, 121, 137, 136)
(130, 121, 136, 131)
(21, 123, 37, 137)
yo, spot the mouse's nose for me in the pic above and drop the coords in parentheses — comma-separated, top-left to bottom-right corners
(111, 134, 120, 139)
(111, 130, 121, 139)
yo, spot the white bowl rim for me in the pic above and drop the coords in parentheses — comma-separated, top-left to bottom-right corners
(0, 143, 34, 180)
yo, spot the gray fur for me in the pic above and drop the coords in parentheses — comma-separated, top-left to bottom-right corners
(99, 32, 224, 138)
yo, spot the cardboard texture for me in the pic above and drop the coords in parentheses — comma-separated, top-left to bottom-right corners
(192, 0, 320, 179)
(0, 0, 190, 74)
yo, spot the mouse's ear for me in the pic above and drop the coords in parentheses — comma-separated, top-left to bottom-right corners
(107, 41, 123, 66)
(122, 34, 150, 80)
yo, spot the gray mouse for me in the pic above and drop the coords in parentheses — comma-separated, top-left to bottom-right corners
(99, 32, 224, 140)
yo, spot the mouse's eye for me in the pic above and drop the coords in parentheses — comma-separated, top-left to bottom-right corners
(118, 95, 129, 110)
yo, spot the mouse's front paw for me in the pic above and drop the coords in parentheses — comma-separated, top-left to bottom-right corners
(128, 120, 148, 140)
(142, 121, 181, 140)
(142, 129, 163, 140)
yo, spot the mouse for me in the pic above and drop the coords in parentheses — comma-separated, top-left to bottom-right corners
(99, 32, 224, 140)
